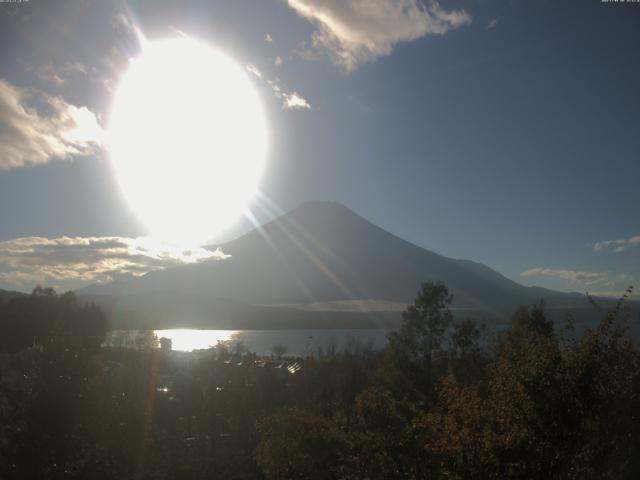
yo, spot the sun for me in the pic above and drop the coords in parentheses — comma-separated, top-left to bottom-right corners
(108, 36, 268, 245)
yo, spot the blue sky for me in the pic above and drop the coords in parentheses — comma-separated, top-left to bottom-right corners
(0, 0, 638, 296)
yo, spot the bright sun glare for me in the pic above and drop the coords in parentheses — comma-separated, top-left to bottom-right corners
(108, 36, 268, 245)
(154, 329, 236, 352)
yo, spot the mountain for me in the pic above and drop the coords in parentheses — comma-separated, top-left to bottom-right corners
(0, 289, 27, 303)
(79, 201, 605, 327)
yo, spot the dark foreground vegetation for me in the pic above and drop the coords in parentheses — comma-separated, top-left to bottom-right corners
(0, 283, 638, 479)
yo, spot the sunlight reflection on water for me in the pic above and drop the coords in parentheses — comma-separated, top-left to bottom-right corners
(154, 329, 237, 352)
(106, 328, 396, 356)
(153, 329, 394, 355)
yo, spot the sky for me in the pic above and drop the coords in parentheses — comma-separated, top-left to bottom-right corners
(0, 0, 638, 297)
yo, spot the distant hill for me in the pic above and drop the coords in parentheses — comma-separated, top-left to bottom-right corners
(0, 289, 27, 303)
(79, 201, 622, 328)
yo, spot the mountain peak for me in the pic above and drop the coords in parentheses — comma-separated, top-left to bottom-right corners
(278, 200, 380, 235)
(287, 200, 358, 220)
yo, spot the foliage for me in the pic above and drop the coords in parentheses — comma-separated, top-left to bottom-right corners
(255, 408, 347, 480)
(388, 281, 453, 397)
(0, 287, 106, 352)
(0, 284, 638, 479)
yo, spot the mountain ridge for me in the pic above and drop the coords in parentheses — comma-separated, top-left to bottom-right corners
(0, 289, 28, 302)
(77, 201, 605, 328)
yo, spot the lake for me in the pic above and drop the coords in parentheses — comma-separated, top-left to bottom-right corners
(157, 328, 400, 356)
(107, 328, 398, 356)
(105, 317, 623, 357)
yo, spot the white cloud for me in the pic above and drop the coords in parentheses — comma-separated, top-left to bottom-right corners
(0, 78, 103, 170)
(246, 64, 263, 78)
(283, 92, 311, 109)
(594, 235, 640, 253)
(62, 61, 89, 76)
(293, 40, 320, 61)
(521, 267, 609, 285)
(35, 62, 90, 88)
(264, 33, 273, 43)
(267, 79, 312, 110)
(0, 236, 229, 289)
(110, 12, 136, 35)
(37, 64, 66, 87)
(286, 0, 471, 71)
(247, 65, 311, 110)
(275, 56, 284, 66)
(487, 17, 499, 29)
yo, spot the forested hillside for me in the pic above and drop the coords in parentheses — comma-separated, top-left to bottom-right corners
(1, 284, 638, 479)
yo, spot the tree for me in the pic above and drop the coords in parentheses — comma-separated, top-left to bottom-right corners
(0, 289, 109, 479)
(213, 340, 230, 360)
(231, 339, 248, 357)
(418, 292, 640, 479)
(159, 337, 173, 352)
(134, 328, 158, 350)
(271, 344, 287, 360)
(451, 319, 482, 359)
(508, 301, 554, 341)
(255, 408, 347, 480)
(388, 281, 453, 392)
(32, 285, 56, 297)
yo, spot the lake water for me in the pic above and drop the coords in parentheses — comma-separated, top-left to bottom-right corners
(157, 329, 398, 356)
(106, 317, 627, 357)
(107, 328, 397, 356)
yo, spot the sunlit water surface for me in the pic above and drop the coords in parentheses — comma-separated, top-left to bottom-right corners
(154, 329, 237, 351)
(106, 320, 611, 356)
(107, 329, 396, 356)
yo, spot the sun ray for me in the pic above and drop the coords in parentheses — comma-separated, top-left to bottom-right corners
(243, 204, 317, 305)
(252, 193, 388, 328)
(252, 194, 361, 304)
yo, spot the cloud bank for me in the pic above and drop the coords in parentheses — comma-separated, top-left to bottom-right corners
(287, 0, 471, 71)
(593, 234, 640, 253)
(0, 78, 103, 170)
(0, 236, 228, 289)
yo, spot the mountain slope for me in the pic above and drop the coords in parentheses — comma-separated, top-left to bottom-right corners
(80, 201, 592, 321)
(0, 289, 28, 302)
